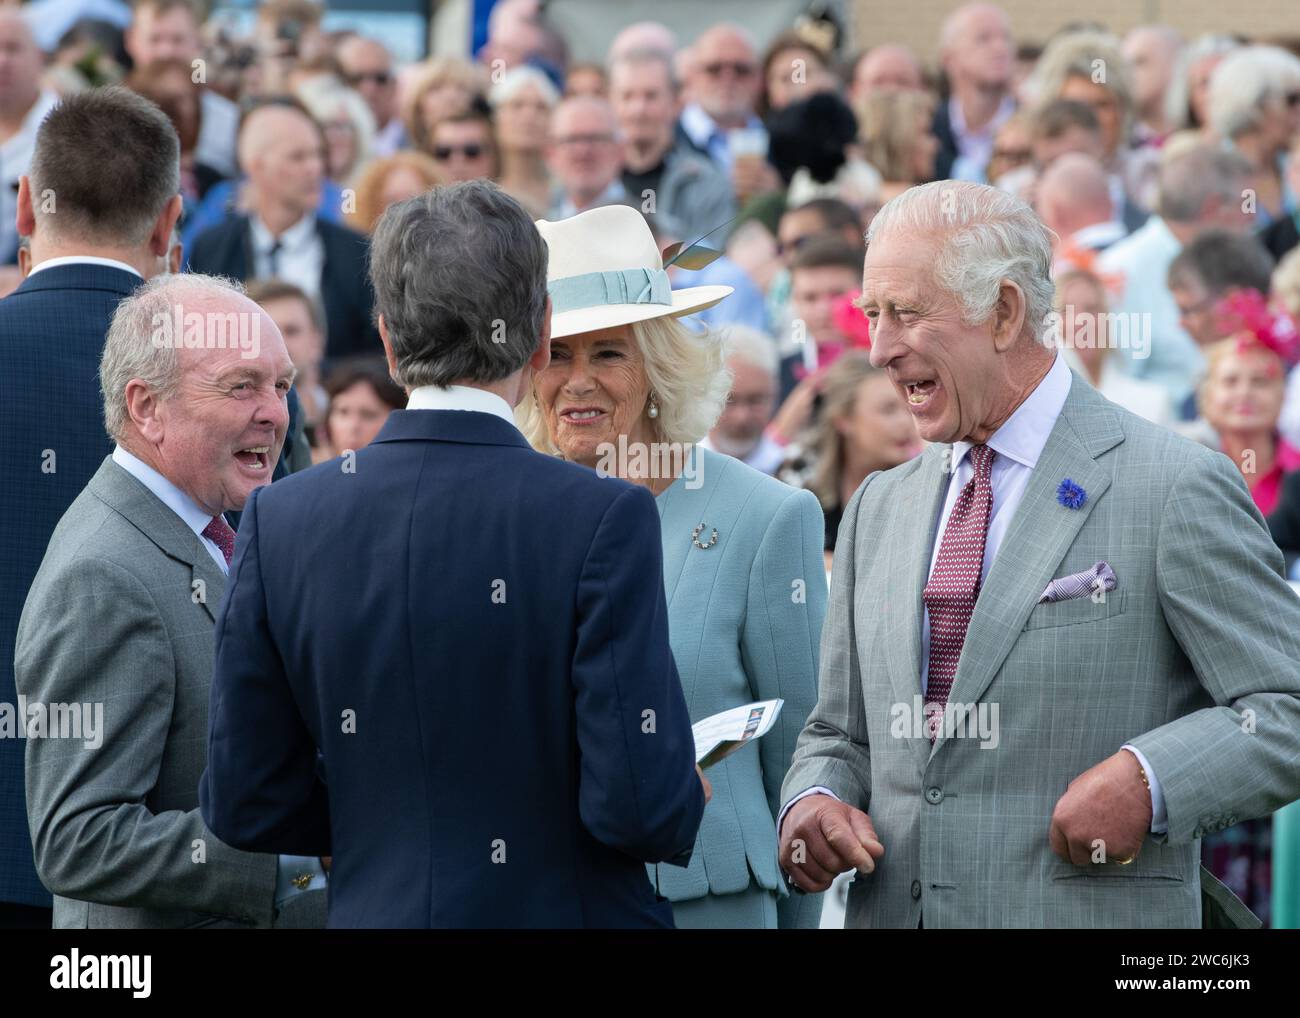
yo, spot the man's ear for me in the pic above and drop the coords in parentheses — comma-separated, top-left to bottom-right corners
(15, 176, 35, 238)
(991, 279, 1029, 353)
(124, 379, 165, 443)
(377, 314, 400, 379)
(150, 195, 184, 259)
(529, 295, 553, 374)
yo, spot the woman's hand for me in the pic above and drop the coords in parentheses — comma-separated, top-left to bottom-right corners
(696, 764, 712, 805)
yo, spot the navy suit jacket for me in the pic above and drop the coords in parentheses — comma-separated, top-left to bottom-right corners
(0, 264, 135, 908)
(200, 409, 704, 927)
(185, 214, 380, 362)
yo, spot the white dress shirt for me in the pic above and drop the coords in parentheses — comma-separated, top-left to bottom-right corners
(783, 353, 1168, 835)
(250, 214, 324, 302)
(947, 93, 1016, 182)
(110, 444, 326, 903)
(1065, 219, 1128, 252)
(195, 89, 240, 178)
(0, 89, 59, 262)
(406, 383, 518, 427)
(26, 254, 141, 279)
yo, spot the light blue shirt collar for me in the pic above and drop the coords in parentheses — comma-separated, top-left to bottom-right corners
(952, 351, 1072, 471)
(679, 103, 762, 149)
(112, 445, 228, 573)
(406, 384, 519, 431)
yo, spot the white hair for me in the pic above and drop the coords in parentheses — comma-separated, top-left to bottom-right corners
(100, 273, 247, 443)
(489, 64, 561, 110)
(1164, 34, 1239, 131)
(720, 324, 778, 377)
(296, 76, 378, 181)
(1207, 46, 1300, 139)
(1025, 30, 1134, 139)
(866, 180, 1056, 347)
(519, 315, 730, 453)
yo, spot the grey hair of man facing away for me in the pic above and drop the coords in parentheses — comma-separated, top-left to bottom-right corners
(101, 273, 296, 517)
(858, 179, 1058, 447)
(368, 179, 551, 407)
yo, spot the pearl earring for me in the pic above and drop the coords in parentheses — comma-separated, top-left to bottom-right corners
(647, 393, 659, 419)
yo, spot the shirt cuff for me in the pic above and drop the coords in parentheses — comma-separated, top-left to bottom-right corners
(1121, 745, 1167, 834)
(276, 855, 327, 906)
(777, 785, 840, 837)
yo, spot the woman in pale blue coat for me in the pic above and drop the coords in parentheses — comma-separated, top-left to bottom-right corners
(521, 204, 828, 928)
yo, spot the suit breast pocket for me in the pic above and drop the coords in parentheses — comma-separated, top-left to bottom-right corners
(1022, 590, 1127, 631)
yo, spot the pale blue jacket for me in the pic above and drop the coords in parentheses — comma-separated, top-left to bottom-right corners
(649, 448, 827, 928)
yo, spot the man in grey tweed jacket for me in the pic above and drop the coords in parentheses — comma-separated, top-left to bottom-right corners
(779, 180, 1300, 928)
(15, 274, 325, 928)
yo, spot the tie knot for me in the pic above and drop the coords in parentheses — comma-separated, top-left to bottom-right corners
(969, 444, 995, 475)
(202, 515, 236, 566)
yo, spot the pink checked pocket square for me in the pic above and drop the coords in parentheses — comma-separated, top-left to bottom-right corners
(1038, 561, 1117, 603)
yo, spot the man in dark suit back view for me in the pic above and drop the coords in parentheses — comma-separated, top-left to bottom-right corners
(0, 87, 185, 926)
(200, 180, 708, 927)
(186, 101, 379, 363)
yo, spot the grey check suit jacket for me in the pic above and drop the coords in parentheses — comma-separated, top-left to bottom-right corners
(781, 373, 1300, 928)
(16, 458, 326, 928)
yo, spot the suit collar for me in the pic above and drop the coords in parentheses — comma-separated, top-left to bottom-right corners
(249, 212, 317, 252)
(880, 445, 951, 771)
(87, 458, 227, 620)
(111, 445, 222, 558)
(370, 407, 534, 450)
(8, 261, 141, 297)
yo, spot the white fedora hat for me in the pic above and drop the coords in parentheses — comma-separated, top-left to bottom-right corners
(536, 205, 733, 339)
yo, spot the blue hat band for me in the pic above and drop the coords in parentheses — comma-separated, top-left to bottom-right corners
(548, 267, 673, 314)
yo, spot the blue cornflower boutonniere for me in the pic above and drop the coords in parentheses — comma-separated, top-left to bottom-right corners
(1056, 478, 1087, 510)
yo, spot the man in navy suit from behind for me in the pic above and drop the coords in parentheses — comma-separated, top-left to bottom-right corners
(201, 180, 708, 927)
(0, 87, 185, 927)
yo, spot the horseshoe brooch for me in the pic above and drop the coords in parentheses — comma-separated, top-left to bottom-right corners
(691, 523, 718, 549)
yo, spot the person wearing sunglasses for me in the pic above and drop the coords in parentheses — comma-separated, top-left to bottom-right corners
(678, 24, 764, 175)
(427, 100, 498, 186)
(338, 35, 405, 156)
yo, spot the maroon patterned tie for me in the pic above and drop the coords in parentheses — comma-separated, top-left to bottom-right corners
(922, 444, 996, 742)
(202, 515, 237, 567)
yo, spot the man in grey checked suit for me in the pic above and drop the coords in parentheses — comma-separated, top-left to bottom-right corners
(778, 180, 1300, 928)
(16, 274, 326, 928)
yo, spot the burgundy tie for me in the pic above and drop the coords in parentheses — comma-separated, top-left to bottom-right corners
(922, 444, 996, 742)
(202, 515, 237, 567)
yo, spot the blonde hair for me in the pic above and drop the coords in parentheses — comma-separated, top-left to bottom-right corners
(296, 76, 377, 182)
(519, 316, 730, 453)
(402, 57, 489, 153)
(1027, 31, 1133, 143)
(808, 351, 879, 509)
(855, 90, 934, 182)
(346, 151, 442, 234)
(1273, 248, 1300, 316)
(1197, 335, 1286, 420)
